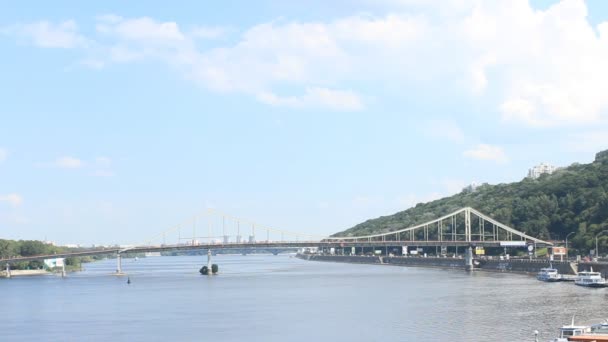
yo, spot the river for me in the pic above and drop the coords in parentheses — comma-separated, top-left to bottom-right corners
(2, 254, 606, 341)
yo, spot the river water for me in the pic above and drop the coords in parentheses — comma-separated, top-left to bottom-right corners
(2, 255, 607, 341)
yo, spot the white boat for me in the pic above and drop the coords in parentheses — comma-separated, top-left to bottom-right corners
(537, 267, 561, 282)
(575, 270, 607, 288)
(548, 318, 591, 342)
(548, 325, 590, 341)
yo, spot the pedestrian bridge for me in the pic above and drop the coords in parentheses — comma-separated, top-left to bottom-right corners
(1, 207, 552, 274)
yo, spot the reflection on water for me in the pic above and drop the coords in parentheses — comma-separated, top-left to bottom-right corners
(2, 255, 606, 342)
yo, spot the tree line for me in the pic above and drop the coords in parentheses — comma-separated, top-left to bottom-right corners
(0, 239, 99, 270)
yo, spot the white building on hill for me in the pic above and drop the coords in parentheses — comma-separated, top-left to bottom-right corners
(527, 163, 557, 179)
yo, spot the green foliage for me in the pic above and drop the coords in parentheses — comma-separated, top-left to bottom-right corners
(0, 239, 60, 269)
(334, 149, 608, 255)
(0, 239, 95, 270)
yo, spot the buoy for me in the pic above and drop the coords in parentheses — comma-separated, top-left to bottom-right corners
(199, 266, 209, 275)
(127, 277, 131, 284)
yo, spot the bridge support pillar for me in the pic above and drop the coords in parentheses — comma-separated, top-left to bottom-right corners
(465, 246, 474, 272)
(116, 253, 124, 275)
(5, 263, 10, 278)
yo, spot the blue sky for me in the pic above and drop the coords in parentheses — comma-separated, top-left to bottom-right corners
(2, 0, 608, 246)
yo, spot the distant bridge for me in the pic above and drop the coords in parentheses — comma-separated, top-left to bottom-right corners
(1, 207, 552, 275)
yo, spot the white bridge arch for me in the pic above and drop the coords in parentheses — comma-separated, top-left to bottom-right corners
(326, 207, 552, 246)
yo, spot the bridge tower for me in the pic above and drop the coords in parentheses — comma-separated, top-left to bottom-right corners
(465, 207, 472, 242)
(465, 246, 474, 271)
(116, 252, 124, 275)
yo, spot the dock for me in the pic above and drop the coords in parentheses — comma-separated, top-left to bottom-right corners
(560, 274, 577, 282)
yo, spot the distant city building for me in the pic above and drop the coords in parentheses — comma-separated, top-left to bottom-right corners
(527, 163, 557, 179)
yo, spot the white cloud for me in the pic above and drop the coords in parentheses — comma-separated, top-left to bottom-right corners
(5, 20, 87, 48)
(53, 156, 83, 168)
(464, 0, 608, 126)
(463, 144, 508, 163)
(500, 98, 537, 125)
(0, 148, 7, 162)
(97, 16, 185, 43)
(7, 1, 608, 121)
(0, 193, 23, 207)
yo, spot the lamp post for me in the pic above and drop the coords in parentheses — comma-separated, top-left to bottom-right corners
(565, 232, 575, 259)
(595, 230, 608, 261)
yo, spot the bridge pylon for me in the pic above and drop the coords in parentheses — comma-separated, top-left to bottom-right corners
(115, 253, 125, 276)
(465, 208, 472, 242)
(465, 246, 473, 271)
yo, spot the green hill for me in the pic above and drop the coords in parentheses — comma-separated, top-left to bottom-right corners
(334, 150, 608, 254)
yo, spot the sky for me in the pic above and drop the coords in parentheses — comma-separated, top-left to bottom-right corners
(2, 0, 608, 246)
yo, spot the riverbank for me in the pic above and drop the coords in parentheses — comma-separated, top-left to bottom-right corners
(297, 254, 579, 275)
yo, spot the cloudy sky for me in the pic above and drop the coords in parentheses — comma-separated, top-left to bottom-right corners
(2, 0, 608, 245)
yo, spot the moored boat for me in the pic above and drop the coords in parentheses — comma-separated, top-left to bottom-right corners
(537, 267, 561, 282)
(548, 323, 591, 341)
(549, 319, 608, 342)
(564, 320, 608, 341)
(574, 270, 607, 288)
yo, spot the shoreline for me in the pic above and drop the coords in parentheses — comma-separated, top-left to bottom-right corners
(296, 254, 579, 276)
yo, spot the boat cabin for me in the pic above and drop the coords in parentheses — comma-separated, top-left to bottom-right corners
(556, 326, 591, 339)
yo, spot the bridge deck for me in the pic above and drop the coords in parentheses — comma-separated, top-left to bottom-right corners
(0, 240, 551, 263)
